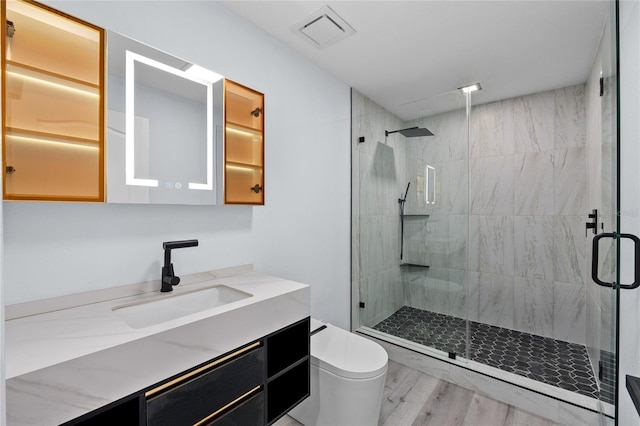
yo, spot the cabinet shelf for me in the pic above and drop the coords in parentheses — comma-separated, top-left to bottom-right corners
(226, 121, 263, 137)
(6, 127, 101, 148)
(226, 161, 262, 171)
(6, 60, 100, 92)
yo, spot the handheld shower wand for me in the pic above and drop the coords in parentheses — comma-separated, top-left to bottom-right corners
(399, 182, 410, 261)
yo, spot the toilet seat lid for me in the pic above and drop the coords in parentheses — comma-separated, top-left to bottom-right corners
(310, 320, 388, 379)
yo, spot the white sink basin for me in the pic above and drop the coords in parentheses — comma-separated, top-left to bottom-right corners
(112, 285, 252, 329)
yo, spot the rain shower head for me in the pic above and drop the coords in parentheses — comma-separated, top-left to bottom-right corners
(385, 126, 434, 138)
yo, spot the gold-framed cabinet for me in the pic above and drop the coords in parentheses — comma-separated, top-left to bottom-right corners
(2, 0, 105, 201)
(224, 79, 264, 205)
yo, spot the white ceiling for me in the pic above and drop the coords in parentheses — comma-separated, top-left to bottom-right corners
(219, 0, 610, 120)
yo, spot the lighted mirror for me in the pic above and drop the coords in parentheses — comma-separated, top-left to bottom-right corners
(106, 31, 224, 204)
(425, 164, 435, 205)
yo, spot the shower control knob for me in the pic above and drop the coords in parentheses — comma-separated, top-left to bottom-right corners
(585, 209, 598, 236)
(251, 184, 263, 193)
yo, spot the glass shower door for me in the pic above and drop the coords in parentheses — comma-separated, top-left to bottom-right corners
(353, 87, 470, 360)
(590, 0, 618, 422)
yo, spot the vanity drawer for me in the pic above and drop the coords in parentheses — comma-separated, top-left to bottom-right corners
(208, 391, 264, 426)
(146, 342, 264, 426)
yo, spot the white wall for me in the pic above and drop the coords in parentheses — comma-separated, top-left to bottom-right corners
(3, 1, 351, 331)
(0, 149, 4, 426)
(619, 0, 640, 424)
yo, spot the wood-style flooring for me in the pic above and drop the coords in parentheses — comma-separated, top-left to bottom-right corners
(274, 360, 559, 426)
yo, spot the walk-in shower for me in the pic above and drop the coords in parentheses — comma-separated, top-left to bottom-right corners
(352, 28, 618, 420)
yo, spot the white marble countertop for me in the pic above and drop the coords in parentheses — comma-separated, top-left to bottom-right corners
(5, 268, 310, 425)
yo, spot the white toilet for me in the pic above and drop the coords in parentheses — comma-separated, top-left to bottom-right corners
(289, 319, 388, 426)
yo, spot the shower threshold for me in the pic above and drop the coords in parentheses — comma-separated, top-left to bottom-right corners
(371, 306, 612, 405)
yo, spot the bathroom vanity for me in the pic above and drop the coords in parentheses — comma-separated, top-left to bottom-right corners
(5, 267, 310, 425)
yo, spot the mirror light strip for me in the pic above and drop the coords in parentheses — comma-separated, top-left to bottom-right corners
(189, 81, 214, 191)
(125, 50, 157, 187)
(125, 50, 217, 191)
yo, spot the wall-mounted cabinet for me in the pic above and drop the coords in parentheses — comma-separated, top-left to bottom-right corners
(1, 3, 267, 205)
(224, 79, 264, 205)
(106, 30, 223, 205)
(2, 0, 104, 201)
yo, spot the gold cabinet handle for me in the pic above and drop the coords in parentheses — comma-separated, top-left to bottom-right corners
(251, 184, 262, 193)
(193, 386, 262, 426)
(145, 341, 261, 399)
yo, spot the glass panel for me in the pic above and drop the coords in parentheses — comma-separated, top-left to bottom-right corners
(4, 131, 100, 198)
(4, 0, 103, 201)
(225, 165, 263, 204)
(6, 0, 100, 84)
(5, 63, 100, 140)
(593, 0, 618, 422)
(354, 88, 469, 359)
(226, 124, 263, 166)
(225, 82, 263, 131)
(224, 80, 264, 204)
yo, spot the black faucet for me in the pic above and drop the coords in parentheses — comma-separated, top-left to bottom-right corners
(161, 239, 199, 292)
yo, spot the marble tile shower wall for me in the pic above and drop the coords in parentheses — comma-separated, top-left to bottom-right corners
(352, 90, 408, 327)
(401, 105, 470, 320)
(481, 85, 586, 345)
(584, 54, 616, 373)
(398, 85, 588, 345)
(354, 85, 589, 346)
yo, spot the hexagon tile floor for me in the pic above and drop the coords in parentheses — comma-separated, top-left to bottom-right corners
(373, 306, 607, 402)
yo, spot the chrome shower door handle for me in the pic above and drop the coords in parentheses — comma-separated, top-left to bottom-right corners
(592, 232, 640, 289)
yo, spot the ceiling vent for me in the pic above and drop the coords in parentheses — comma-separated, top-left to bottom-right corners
(292, 5, 356, 49)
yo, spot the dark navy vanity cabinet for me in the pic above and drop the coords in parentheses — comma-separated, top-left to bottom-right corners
(64, 318, 310, 426)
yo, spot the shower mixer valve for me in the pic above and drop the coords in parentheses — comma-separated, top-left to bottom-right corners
(585, 209, 598, 236)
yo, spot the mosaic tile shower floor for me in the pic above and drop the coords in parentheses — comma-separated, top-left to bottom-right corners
(373, 306, 607, 402)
